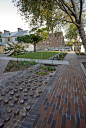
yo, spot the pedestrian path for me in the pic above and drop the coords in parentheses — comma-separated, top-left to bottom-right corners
(29, 52, 86, 128)
(0, 56, 69, 65)
(0, 52, 86, 128)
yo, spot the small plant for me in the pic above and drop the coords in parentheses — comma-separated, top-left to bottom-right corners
(39, 66, 45, 70)
(38, 72, 41, 75)
(10, 65, 13, 68)
(47, 66, 56, 71)
(36, 71, 39, 74)
(29, 60, 36, 65)
(41, 71, 46, 75)
(15, 65, 18, 68)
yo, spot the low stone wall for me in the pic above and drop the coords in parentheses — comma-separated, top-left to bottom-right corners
(48, 53, 61, 60)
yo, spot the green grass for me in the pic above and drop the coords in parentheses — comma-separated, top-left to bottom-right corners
(11, 51, 60, 59)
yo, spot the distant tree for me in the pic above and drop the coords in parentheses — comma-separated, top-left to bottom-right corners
(17, 27, 49, 52)
(65, 23, 79, 42)
(65, 41, 72, 46)
(4, 42, 24, 62)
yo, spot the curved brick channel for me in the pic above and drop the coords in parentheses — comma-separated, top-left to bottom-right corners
(0, 52, 86, 128)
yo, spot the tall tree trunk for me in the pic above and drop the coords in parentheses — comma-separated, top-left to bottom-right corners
(34, 42, 36, 52)
(77, 23, 86, 50)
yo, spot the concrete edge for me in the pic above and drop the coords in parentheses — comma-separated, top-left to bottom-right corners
(81, 63, 86, 77)
(75, 53, 86, 58)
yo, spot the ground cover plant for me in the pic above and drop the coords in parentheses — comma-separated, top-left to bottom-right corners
(4, 60, 36, 73)
(11, 51, 60, 59)
(56, 53, 67, 60)
(36, 65, 57, 76)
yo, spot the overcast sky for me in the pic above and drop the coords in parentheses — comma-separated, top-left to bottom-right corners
(0, 0, 29, 33)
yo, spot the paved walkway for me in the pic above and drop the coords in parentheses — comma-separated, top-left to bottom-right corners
(0, 52, 86, 128)
(28, 52, 86, 128)
(0, 56, 69, 65)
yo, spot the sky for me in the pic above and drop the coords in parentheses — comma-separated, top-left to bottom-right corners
(0, 0, 29, 33)
(0, 0, 86, 35)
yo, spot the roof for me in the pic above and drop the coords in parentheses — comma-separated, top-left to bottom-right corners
(0, 33, 10, 38)
(0, 30, 28, 38)
(14, 30, 28, 37)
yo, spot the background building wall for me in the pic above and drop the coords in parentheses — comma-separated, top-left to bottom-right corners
(36, 32, 64, 49)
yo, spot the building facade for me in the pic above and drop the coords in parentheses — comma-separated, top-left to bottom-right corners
(36, 32, 64, 50)
(0, 28, 34, 52)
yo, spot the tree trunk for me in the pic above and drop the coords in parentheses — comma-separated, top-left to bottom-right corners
(34, 42, 36, 52)
(77, 23, 86, 50)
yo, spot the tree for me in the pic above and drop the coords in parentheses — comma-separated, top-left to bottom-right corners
(4, 42, 24, 62)
(17, 34, 43, 52)
(65, 23, 79, 42)
(13, 0, 86, 49)
(17, 27, 49, 52)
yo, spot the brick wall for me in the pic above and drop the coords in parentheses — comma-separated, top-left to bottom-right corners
(37, 32, 64, 49)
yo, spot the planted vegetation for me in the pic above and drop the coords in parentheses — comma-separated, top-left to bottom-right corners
(4, 60, 36, 73)
(57, 53, 67, 60)
(36, 65, 56, 76)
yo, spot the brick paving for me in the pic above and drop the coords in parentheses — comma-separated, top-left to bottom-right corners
(30, 52, 86, 128)
(0, 52, 86, 128)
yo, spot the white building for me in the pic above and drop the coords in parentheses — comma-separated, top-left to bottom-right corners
(0, 28, 34, 52)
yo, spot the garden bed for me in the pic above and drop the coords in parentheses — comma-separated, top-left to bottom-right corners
(51, 52, 67, 60)
(75, 52, 86, 57)
(81, 62, 86, 76)
(4, 60, 36, 73)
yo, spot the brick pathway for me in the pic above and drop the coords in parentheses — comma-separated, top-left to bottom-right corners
(30, 52, 86, 128)
(0, 52, 86, 128)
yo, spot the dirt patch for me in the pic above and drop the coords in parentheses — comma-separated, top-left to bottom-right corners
(4, 60, 36, 73)
(82, 62, 86, 69)
(76, 52, 86, 55)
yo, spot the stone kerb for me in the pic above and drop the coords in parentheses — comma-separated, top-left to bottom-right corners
(75, 52, 86, 58)
(81, 63, 86, 76)
(48, 53, 61, 60)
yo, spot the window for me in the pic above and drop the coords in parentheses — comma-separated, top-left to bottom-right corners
(0, 39, 2, 42)
(8, 38, 10, 41)
(15, 38, 17, 41)
(25, 45, 29, 48)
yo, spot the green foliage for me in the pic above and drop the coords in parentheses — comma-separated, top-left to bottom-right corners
(4, 42, 24, 62)
(19, 60, 36, 66)
(41, 71, 46, 75)
(65, 24, 79, 42)
(17, 27, 48, 52)
(36, 70, 46, 75)
(39, 66, 45, 70)
(29, 60, 36, 65)
(65, 41, 72, 46)
(36, 71, 39, 74)
(57, 53, 66, 60)
(13, 0, 85, 31)
(47, 66, 56, 71)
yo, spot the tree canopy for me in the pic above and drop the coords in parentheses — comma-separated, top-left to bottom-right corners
(65, 23, 79, 42)
(4, 42, 24, 62)
(17, 27, 48, 52)
(13, 0, 86, 48)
